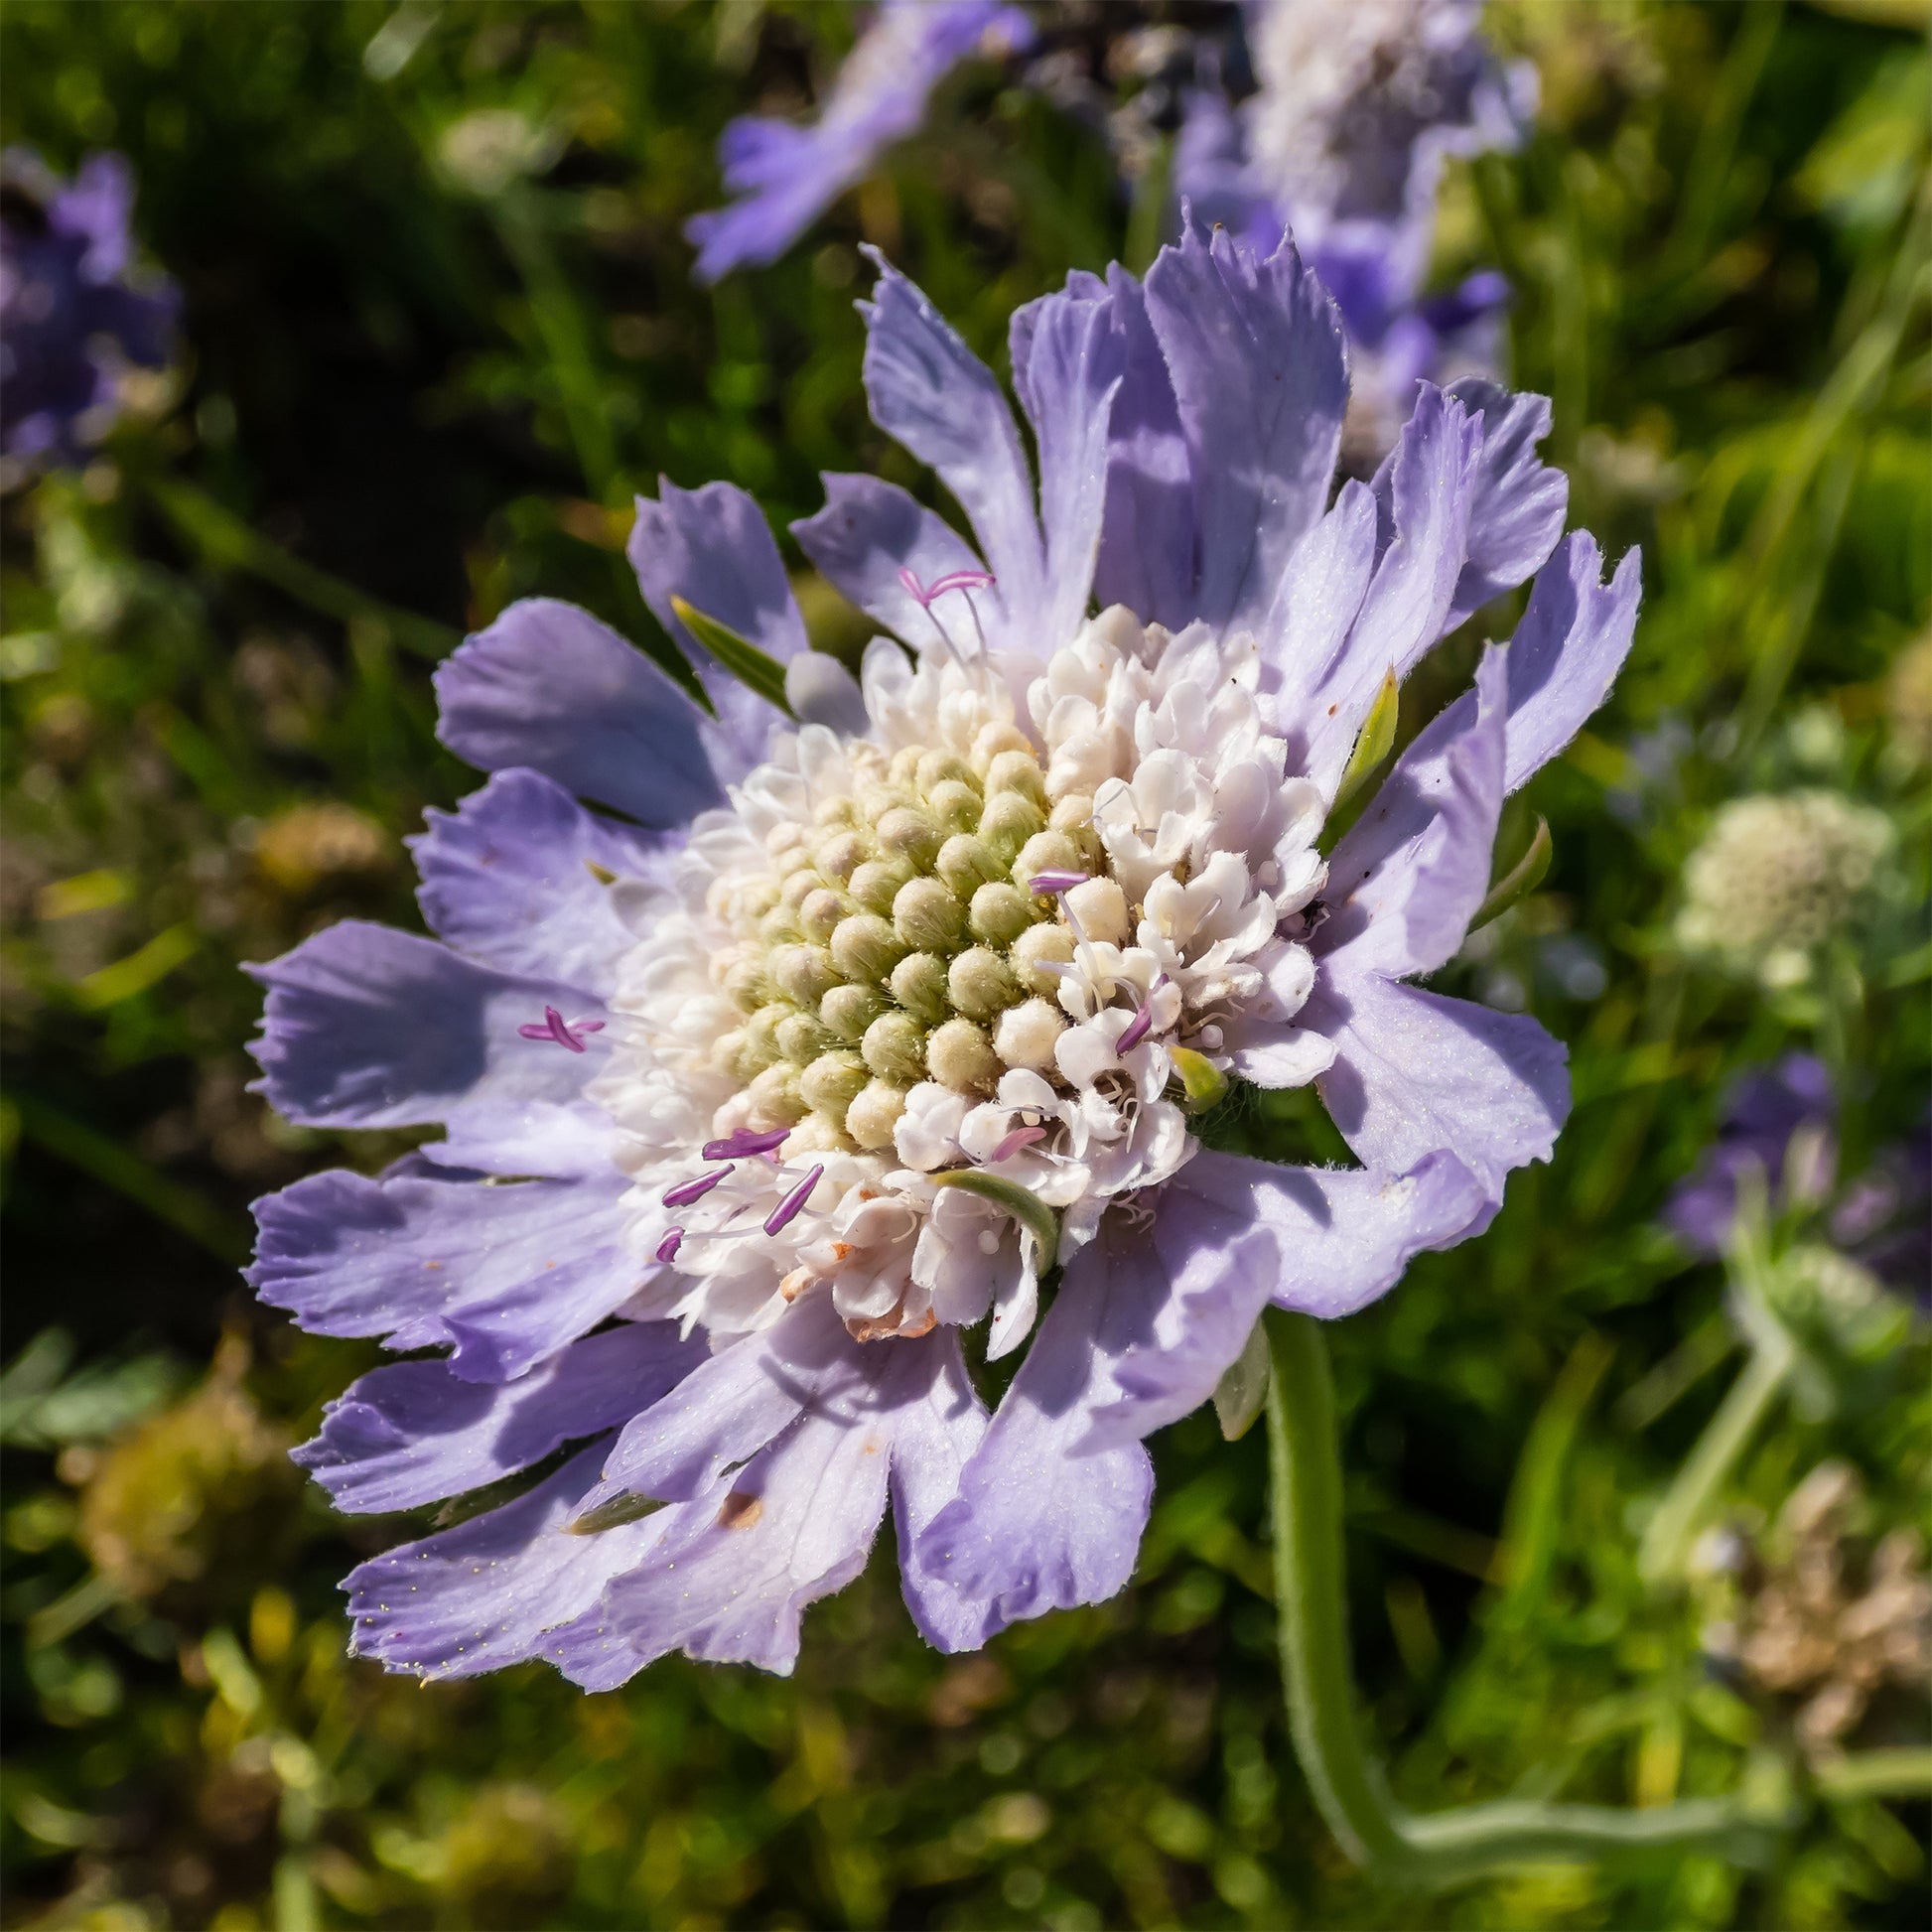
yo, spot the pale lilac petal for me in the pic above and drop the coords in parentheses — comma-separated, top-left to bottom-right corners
(1007, 278, 1125, 644)
(1301, 386, 1484, 799)
(1320, 645, 1509, 980)
(343, 1447, 667, 1681)
(248, 1157, 642, 1383)
(434, 598, 723, 826)
(859, 250, 1046, 617)
(791, 472, 1011, 653)
(246, 922, 607, 1131)
(421, 1100, 617, 1180)
(915, 1239, 1155, 1625)
(627, 478, 808, 780)
(1306, 974, 1569, 1203)
(595, 1399, 892, 1675)
(1088, 264, 1197, 631)
(411, 768, 676, 997)
(1258, 478, 1378, 724)
(1436, 377, 1570, 625)
(784, 650, 870, 736)
(1141, 223, 1346, 631)
(885, 1332, 997, 1651)
(1496, 533, 1642, 792)
(293, 1321, 703, 1514)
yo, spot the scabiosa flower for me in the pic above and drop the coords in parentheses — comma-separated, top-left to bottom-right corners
(0, 150, 177, 472)
(1174, 0, 1531, 466)
(247, 222, 1637, 1682)
(1675, 790, 1894, 989)
(687, 1, 1035, 284)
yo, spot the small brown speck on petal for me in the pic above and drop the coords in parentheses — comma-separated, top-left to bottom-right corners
(717, 1491, 762, 1531)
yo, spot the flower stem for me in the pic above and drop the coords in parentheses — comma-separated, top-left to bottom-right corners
(1263, 1309, 1785, 1891)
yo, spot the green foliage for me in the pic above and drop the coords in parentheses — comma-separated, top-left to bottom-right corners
(2, 3, 1927, 1927)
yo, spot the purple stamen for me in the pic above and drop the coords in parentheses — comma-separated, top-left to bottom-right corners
(702, 1126, 791, 1162)
(517, 1006, 607, 1052)
(1115, 974, 1169, 1057)
(662, 1167, 731, 1208)
(1028, 870, 1089, 897)
(897, 565, 995, 610)
(762, 1164, 824, 1237)
(988, 1125, 1047, 1164)
(655, 1227, 684, 1263)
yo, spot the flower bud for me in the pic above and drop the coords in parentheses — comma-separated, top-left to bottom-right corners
(772, 943, 840, 1007)
(889, 746, 924, 786)
(890, 951, 950, 1024)
(927, 1017, 999, 1093)
(779, 865, 820, 910)
(948, 945, 1022, 1020)
(777, 1010, 837, 1064)
(747, 1062, 806, 1125)
(1050, 792, 1096, 835)
(994, 997, 1065, 1070)
(798, 888, 850, 943)
(723, 955, 768, 1013)
(916, 751, 978, 793)
(876, 804, 940, 869)
(972, 721, 1034, 768)
(984, 748, 1047, 807)
(758, 902, 804, 947)
(813, 794, 861, 831)
(935, 833, 1006, 897)
(1011, 923, 1076, 994)
(845, 1079, 909, 1151)
(830, 912, 906, 983)
(766, 821, 808, 861)
(978, 790, 1046, 861)
(848, 856, 916, 914)
(813, 828, 869, 884)
(745, 1003, 789, 1066)
(894, 876, 965, 953)
(784, 1112, 851, 1157)
(1014, 831, 1082, 890)
(800, 1049, 870, 1119)
(968, 881, 1035, 947)
(819, 982, 888, 1041)
(1066, 876, 1130, 945)
(926, 778, 981, 835)
(862, 1011, 927, 1084)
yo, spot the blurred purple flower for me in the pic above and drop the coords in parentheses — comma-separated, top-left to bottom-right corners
(0, 150, 177, 469)
(248, 221, 1635, 1683)
(687, 1, 1034, 283)
(1667, 1054, 1837, 1255)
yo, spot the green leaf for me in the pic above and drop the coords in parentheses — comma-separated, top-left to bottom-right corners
(1213, 1318, 1271, 1441)
(670, 595, 794, 717)
(1467, 816, 1552, 934)
(1331, 669, 1400, 810)
(930, 1170, 1060, 1277)
(1170, 1046, 1228, 1112)
(566, 1490, 666, 1536)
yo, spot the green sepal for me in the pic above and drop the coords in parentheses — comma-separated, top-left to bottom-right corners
(565, 1490, 665, 1535)
(1213, 1317, 1271, 1441)
(1171, 1046, 1228, 1112)
(1467, 815, 1552, 935)
(670, 594, 794, 717)
(931, 1170, 1060, 1277)
(1332, 669, 1400, 810)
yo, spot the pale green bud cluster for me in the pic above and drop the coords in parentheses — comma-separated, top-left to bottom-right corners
(708, 729, 1103, 1153)
(1677, 790, 1893, 988)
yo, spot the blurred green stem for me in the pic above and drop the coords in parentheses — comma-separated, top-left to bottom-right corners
(145, 474, 461, 660)
(1265, 1310, 1783, 1890)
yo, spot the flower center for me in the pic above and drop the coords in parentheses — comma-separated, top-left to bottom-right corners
(708, 725, 1114, 1156)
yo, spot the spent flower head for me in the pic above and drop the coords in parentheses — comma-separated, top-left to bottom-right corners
(248, 222, 1638, 1680)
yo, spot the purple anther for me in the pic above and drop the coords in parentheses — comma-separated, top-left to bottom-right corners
(662, 1168, 731, 1208)
(1028, 870, 1089, 897)
(655, 1227, 684, 1263)
(897, 565, 995, 611)
(1114, 974, 1168, 1057)
(517, 1006, 607, 1052)
(762, 1164, 824, 1237)
(702, 1126, 791, 1162)
(988, 1125, 1047, 1164)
